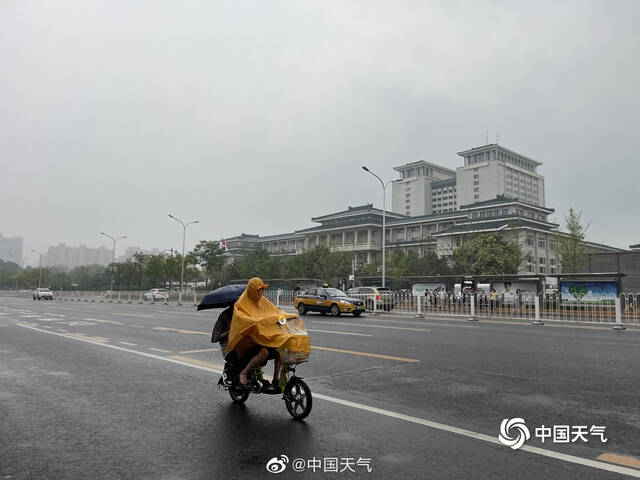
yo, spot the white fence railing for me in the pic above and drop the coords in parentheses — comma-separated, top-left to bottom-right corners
(263, 290, 639, 326)
(0, 290, 202, 306)
(2, 290, 638, 326)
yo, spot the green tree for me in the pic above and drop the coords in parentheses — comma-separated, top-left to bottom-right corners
(192, 241, 226, 286)
(452, 234, 522, 275)
(554, 208, 590, 273)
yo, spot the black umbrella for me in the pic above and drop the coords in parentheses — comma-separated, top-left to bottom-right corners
(197, 284, 246, 311)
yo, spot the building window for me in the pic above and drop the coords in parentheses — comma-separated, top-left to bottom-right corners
(538, 238, 546, 248)
(474, 194, 479, 200)
(540, 266, 546, 273)
(539, 257, 546, 264)
(473, 187, 479, 192)
(526, 235, 534, 246)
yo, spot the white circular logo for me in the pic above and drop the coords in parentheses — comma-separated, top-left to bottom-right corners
(266, 455, 289, 474)
(499, 418, 530, 450)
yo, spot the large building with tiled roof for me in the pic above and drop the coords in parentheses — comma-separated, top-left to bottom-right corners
(224, 144, 625, 274)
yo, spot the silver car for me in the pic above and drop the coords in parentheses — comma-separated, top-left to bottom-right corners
(33, 288, 54, 300)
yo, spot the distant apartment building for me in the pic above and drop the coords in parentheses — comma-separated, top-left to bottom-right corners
(45, 244, 112, 269)
(0, 233, 24, 265)
(121, 246, 162, 261)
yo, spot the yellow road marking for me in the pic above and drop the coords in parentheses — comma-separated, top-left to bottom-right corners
(312, 346, 419, 363)
(118, 341, 137, 346)
(179, 348, 219, 354)
(154, 327, 208, 336)
(67, 332, 109, 343)
(169, 356, 225, 370)
(149, 348, 172, 353)
(597, 454, 640, 470)
(85, 318, 123, 325)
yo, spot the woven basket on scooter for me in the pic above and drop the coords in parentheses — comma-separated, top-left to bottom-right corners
(278, 346, 309, 365)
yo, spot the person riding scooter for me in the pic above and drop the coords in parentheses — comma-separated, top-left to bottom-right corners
(226, 277, 310, 389)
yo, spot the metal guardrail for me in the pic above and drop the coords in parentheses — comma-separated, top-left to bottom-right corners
(2, 289, 638, 327)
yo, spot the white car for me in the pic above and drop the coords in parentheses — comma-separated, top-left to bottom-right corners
(143, 288, 169, 302)
(33, 288, 54, 300)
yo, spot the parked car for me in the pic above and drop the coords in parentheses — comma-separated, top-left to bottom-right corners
(143, 288, 169, 302)
(33, 288, 54, 300)
(346, 286, 395, 311)
(294, 287, 366, 317)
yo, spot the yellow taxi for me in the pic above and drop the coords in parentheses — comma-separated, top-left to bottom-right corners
(294, 287, 366, 317)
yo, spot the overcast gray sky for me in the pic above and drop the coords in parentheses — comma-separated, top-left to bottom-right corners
(1, 0, 638, 265)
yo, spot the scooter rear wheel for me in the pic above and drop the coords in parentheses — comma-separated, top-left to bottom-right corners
(284, 378, 312, 420)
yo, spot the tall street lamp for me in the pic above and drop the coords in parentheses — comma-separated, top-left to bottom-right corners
(362, 166, 392, 288)
(30, 249, 43, 288)
(100, 232, 127, 292)
(168, 214, 199, 304)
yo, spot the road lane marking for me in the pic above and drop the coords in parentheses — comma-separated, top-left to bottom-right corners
(19, 314, 41, 318)
(14, 323, 640, 479)
(149, 348, 173, 353)
(597, 454, 640, 470)
(307, 329, 372, 337)
(311, 346, 419, 363)
(154, 327, 208, 335)
(85, 318, 124, 325)
(66, 332, 109, 343)
(111, 313, 154, 318)
(363, 317, 477, 329)
(179, 348, 219, 354)
(118, 341, 137, 346)
(49, 313, 67, 317)
(169, 356, 225, 370)
(312, 321, 432, 333)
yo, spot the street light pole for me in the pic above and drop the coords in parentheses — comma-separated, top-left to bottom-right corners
(100, 232, 127, 292)
(31, 249, 43, 288)
(168, 214, 199, 305)
(362, 166, 391, 288)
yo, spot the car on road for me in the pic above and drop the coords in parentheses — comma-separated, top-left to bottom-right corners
(143, 288, 169, 302)
(33, 288, 54, 300)
(346, 286, 395, 311)
(294, 287, 366, 317)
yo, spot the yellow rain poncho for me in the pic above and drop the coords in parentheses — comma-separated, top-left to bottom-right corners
(226, 278, 310, 359)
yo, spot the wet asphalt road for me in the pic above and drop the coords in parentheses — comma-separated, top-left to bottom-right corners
(1, 297, 639, 479)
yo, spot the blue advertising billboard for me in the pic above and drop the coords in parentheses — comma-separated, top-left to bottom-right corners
(559, 281, 618, 302)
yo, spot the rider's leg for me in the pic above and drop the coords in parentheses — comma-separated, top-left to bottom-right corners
(239, 348, 269, 385)
(272, 351, 282, 384)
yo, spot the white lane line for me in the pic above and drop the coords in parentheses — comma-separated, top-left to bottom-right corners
(15, 323, 640, 478)
(363, 317, 477, 329)
(312, 321, 431, 333)
(118, 341, 137, 346)
(19, 314, 41, 318)
(307, 328, 372, 337)
(111, 313, 154, 318)
(85, 318, 124, 325)
(48, 313, 67, 318)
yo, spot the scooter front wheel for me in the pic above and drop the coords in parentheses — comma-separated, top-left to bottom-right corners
(229, 386, 249, 404)
(284, 378, 312, 420)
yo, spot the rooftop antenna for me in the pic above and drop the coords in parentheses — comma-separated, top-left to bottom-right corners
(485, 129, 489, 145)
(495, 132, 500, 144)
